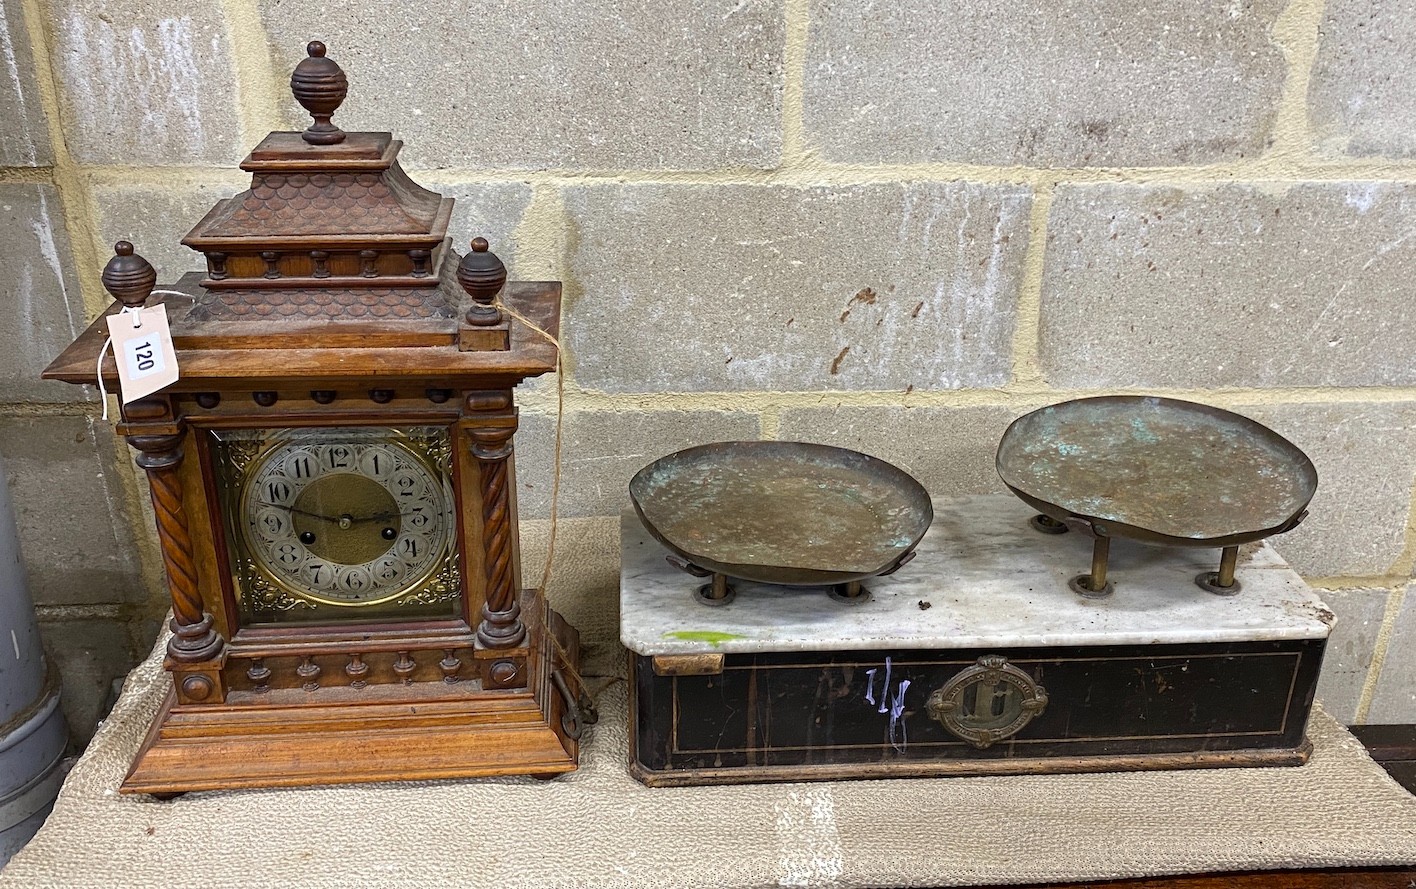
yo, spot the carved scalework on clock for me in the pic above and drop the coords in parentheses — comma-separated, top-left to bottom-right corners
(201, 171, 441, 238)
(183, 283, 459, 322)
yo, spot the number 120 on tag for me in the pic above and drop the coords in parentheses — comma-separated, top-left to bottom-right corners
(104, 303, 179, 404)
(124, 336, 166, 378)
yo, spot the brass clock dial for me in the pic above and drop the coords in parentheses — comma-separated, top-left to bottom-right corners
(212, 426, 460, 622)
(244, 438, 450, 605)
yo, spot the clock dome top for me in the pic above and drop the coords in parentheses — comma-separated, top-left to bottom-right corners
(42, 41, 560, 390)
(180, 41, 455, 309)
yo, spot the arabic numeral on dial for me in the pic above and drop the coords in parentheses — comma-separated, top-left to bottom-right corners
(400, 537, 419, 559)
(407, 506, 429, 529)
(259, 510, 286, 536)
(275, 542, 301, 568)
(266, 480, 293, 504)
(288, 454, 314, 480)
(375, 558, 403, 583)
(300, 560, 331, 588)
(326, 445, 352, 470)
(359, 446, 396, 480)
(341, 568, 371, 593)
(393, 472, 420, 497)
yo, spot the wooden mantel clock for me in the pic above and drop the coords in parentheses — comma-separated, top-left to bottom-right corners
(42, 42, 588, 793)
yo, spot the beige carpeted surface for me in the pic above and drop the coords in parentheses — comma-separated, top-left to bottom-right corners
(4, 518, 1415, 889)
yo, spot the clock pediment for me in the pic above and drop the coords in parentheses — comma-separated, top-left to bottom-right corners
(42, 40, 557, 383)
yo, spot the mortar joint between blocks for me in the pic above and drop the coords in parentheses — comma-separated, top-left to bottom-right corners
(1355, 583, 1408, 723)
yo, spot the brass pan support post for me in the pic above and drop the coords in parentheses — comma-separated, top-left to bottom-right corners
(1196, 544, 1243, 596)
(1069, 529, 1115, 598)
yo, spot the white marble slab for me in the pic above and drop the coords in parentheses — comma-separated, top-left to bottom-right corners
(621, 494, 1333, 657)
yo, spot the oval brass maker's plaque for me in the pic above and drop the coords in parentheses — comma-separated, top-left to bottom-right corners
(926, 655, 1048, 749)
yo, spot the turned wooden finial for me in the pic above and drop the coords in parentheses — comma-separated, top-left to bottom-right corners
(102, 241, 157, 309)
(291, 40, 348, 145)
(458, 237, 506, 326)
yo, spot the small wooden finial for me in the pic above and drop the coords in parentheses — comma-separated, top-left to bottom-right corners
(101, 241, 156, 309)
(458, 238, 506, 327)
(291, 40, 348, 145)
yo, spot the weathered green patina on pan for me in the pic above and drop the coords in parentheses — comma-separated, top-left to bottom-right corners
(630, 441, 933, 591)
(997, 396, 1317, 597)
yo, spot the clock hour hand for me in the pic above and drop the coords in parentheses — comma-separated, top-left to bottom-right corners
(349, 507, 426, 525)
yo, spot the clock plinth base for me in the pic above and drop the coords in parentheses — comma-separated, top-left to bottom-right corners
(120, 592, 581, 794)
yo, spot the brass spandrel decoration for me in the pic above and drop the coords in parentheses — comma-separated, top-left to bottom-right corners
(241, 559, 317, 613)
(219, 437, 266, 476)
(397, 561, 460, 608)
(404, 425, 455, 473)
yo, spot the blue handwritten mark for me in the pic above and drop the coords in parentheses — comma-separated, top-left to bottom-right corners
(878, 658, 892, 714)
(864, 668, 878, 706)
(888, 679, 911, 752)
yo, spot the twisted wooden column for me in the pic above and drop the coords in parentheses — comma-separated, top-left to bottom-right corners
(128, 433, 223, 663)
(470, 425, 524, 649)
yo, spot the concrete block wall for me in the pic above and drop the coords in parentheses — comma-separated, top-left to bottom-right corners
(1, 0, 1413, 739)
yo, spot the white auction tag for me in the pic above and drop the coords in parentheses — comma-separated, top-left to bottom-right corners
(104, 305, 179, 403)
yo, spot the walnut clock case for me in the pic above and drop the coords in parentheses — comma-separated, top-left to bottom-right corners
(42, 43, 589, 794)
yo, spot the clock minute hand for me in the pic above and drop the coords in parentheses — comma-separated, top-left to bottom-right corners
(256, 500, 342, 523)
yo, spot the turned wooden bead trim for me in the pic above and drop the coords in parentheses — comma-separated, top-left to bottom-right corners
(393, 651, 416, 684)
(458, 237, 506, 327)
(297, 656, 321, 691)
(231, 648, 474, 691)
(291, 41, 348, 145)
(102, 241, 157, 309)
(247, 658, 272, 693)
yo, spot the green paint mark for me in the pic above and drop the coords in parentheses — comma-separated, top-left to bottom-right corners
(663, 631, 747, 646)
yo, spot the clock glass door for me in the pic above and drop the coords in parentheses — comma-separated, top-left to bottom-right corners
(209, 425, 461, 626)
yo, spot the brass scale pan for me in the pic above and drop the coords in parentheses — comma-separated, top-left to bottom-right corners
(631, 397, 1316, 604)
(996, 396, 1317, 597)
(630, 441, 933, 605)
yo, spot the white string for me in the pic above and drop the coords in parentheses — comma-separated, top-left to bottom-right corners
(150, 289, 196, 304)
(97, 306, 145, 420)
(95, 291, 191, 421)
